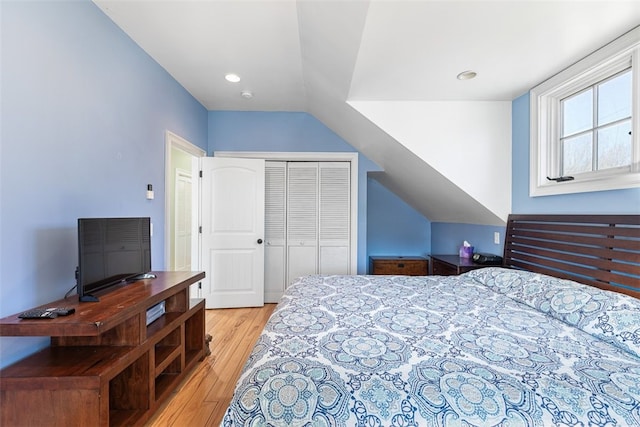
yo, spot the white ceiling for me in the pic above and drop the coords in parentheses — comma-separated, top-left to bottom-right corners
(94, 0, 640, 225)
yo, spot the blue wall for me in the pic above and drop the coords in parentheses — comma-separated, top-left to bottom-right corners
(366, 177, 431, 264)
(0, 0, 208, 368)
(209, 111, 360, 153)
(208, 111, 383, 274)
(431, 223, 504, 256)
(512, 93, 640, 213)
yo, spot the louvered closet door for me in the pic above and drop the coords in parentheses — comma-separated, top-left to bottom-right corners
(264, 162, 287, 303)
(286, 162, 318, 285)
(319, 162, 350, 274)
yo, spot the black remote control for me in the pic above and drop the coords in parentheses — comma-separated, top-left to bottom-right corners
(18, 307, 75, 319)
(19, 309, 58, 319)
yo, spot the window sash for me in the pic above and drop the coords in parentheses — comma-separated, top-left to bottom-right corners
(559, 67, 632, 177)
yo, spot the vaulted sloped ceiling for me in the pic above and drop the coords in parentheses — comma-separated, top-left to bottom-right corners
(94, 0, 640, 226)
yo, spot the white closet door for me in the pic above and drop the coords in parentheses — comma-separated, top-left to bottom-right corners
(286, 162, 318, 285)
(264, 161, 287, 302)
(319, 162, 351, 275)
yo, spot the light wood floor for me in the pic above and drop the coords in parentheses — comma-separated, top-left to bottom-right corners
(147, 304, 276, 426)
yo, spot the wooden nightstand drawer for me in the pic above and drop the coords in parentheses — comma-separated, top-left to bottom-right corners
(430, 254, 486, 276)
(432, 258, 458, 275)
(369, 256, 429, 276)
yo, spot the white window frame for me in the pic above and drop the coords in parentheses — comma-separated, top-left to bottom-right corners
(530, 26, 640, 197)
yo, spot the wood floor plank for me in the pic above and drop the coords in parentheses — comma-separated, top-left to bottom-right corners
(149, 362, 217, 425)
(205, 305, 274, 399)
(206, 305, 276, 424)
(147, 304, 276, 427)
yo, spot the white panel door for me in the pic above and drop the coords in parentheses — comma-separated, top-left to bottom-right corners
(286, 162, 318, 285)
(264, 161, 287, 303)
(174, 169, 192, 272)
(319, 162, 351, 274)
(201, 157, 265, 308)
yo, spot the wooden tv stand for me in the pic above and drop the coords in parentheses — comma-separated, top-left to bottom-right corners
(0, 271, 206, 427)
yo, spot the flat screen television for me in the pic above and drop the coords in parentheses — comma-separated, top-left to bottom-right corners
(77, 217, 152, 302)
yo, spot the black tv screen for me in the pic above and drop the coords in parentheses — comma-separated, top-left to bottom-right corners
(78, 217, 151, 302)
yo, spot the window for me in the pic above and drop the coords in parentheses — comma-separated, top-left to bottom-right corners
(530, 27, 639, 197)
(561, 69, 632, 175)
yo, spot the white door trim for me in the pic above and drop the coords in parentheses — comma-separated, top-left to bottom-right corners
(214, 151, 358, 276)
(164, 131, 206, 270)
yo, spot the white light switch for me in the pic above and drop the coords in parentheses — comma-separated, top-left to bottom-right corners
(494, 231, 500, 244)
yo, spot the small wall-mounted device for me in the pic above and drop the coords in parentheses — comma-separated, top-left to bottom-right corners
(146, 184, 154, 200)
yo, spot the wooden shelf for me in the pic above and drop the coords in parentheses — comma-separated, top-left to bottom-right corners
(155, 371, 181, 402)
(0, 271, 203, 337)
(0, 271, 206, 427)
(147, 312, 181, 339)
(155, 345, 181, 376)
(109, 409, 146, 427)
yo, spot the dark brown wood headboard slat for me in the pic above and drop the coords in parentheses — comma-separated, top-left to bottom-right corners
(512, 236, 638, 270)
(503, 214, 640, 298)
(510, 231, 639, 252)
(509, 222, 640, 238)
(506, 214, 640, 225)
(507, 260, 636, 296)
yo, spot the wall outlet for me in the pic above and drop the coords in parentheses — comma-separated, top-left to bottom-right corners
(494, 231, 500, 244)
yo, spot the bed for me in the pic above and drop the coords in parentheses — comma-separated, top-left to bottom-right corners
(222, 214, 640, 426)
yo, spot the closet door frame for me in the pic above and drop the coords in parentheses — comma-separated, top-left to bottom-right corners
(213, 151, 358, 275)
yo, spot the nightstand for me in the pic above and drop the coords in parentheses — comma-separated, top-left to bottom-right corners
(430, 254, 486, 276)
(369, 256, 429, 276)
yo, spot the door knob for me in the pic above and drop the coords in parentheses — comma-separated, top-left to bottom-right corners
(257, 239, 263, 244)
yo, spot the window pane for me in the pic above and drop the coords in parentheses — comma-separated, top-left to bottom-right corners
(598, 70, 632, 126)
(563, 133, 592, 175)
(562, 89, 593, 137)
(598, 120, 632, 170)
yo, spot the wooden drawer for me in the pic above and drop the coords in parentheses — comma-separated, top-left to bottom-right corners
(369, 257, 428, 276)
(431, 255, 486, 276)
(431, 258, 459, 276)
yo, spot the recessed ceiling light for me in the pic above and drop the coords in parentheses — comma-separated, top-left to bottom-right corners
(225, 73, 241, 83)
(457, 70, 477, 80)
(241, 90, 253, 99)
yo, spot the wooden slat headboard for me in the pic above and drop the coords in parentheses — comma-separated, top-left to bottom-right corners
(503, 214, 640, 298)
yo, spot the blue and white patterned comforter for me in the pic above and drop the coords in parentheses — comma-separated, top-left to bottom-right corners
(222, 267, 640, 426)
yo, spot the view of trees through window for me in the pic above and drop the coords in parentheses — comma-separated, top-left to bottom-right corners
(560, 69, 632, 176)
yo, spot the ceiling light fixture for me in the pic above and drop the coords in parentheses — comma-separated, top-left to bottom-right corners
(241, 90, 253, 99)
(225, 73, 241, 83)
(457, 70, 477, 80)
